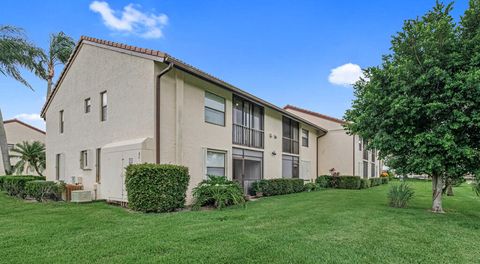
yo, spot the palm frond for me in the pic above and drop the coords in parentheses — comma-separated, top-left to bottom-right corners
(0, 24, 47, 88)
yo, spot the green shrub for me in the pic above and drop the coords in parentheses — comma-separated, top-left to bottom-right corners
(252, 178, 305, 196)
(192, 175, 245, 210)
(0, 176, 6, 190)
(360, 179, 371, 189)
(25, 180, 64, 201)
(370, 178, 382, 187)
(2, 176, 46, 198)
(125, 164, 190, 213)
(337, 176, 361, 189)
(316, 175, 332, 188)
(304, 182, 318, 192)
(316, 175, 362, 189)
(388, 182, 415, 208)
(381, 177, 389, 184)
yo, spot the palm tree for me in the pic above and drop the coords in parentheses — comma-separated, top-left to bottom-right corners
(10, 141, 46, 176)
(0, 25, 46, 175)
(45, 32, 75, 97)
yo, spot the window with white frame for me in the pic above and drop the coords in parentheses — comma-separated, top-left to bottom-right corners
(301, 129, 309, 147)
(59, 110, 64, 134)
(80, 150, 91, 170)
(206, 150, 226, 177)
(84, 98, 91, 113)
(100, 91, 107, 121)
(204, 92, 225, 126)
(363, 161, 369, 178)
(282, 155, 299, 178)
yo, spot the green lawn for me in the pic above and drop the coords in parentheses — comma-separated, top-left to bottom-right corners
(1, 181, 479, 264)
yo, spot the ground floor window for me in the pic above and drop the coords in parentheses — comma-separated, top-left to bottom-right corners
(282, 155, 299, 178)
(363, 161, 368, 178)
(206, 150, 226, 177)
(55, 153, 61, 180)
(96, 148, 101, 183)
(371, 163, 376, 178)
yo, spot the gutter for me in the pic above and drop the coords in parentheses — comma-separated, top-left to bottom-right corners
(316, 135, 321, 178)
(353, 134, 355, 177)
(155, 62, 174, 164)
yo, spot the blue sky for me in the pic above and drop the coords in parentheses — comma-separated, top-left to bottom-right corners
(0, 0, 470, 130)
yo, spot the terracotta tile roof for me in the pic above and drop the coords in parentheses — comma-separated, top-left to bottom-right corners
(3, 119, 46, 134)
(40, 36, 328, 134)
(284, 105, 346, 125)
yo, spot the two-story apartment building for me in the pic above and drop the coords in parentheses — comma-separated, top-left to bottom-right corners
(284, 105, 383, 178)
(0, 119, 46, 175)
(40, 36, 327, 203)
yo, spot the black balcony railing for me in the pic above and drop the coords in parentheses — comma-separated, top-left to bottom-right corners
(233, 124, 264, 148)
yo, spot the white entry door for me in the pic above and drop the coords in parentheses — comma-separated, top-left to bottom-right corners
(120, 151, 141, 201)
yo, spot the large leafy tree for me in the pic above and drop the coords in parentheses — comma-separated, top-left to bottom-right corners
(45, 32, 75, 96)
(10, 141, 46, 176)
(344, 1, 480, 213)
(0, 25, 46, 175)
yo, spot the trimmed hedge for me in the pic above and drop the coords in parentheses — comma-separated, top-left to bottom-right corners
(25, 180, 64, 201)
(252, 178, 305, 196)
(337, 176, 361, 189)
(370, 178, 382, 187)
(2, 176, 46, 198)
(315, 175, 361, 189)
(125, 164, 190, 213)
(316, 175, 387, 190)
(360, 179, 371, 189)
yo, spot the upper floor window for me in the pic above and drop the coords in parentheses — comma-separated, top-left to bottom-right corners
(301, 129, 309, 147)
(59, 110, 64, 134)
(232, 95, 264, 148)
(100, 91, 107, 121)
(282, 116, 299, 154)
(362, 140, 368, 160)
(204, 91, 225, 126)
(84, 98, 91, 113)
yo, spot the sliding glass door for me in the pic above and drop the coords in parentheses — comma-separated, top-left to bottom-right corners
(232, 148, 263, 195)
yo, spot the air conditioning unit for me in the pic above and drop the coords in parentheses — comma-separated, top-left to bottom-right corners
(71, 190, 92, 203)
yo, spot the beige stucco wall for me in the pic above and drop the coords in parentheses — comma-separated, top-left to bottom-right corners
(156, 63, 320, 202)
(317, 129, 354, 176)
(45, 43, 320, 203)
(0, 121, 45, 175)
(44, 43, 156, 198)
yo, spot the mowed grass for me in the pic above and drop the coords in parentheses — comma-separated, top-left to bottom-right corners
(0, 181, 479, 264)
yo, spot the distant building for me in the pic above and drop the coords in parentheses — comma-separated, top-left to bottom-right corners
(284, 105, 383, 178)
(0, 119, 46, 175)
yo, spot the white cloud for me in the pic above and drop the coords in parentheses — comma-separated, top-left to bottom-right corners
(13, 113, 45, 130)
(89, 1, 168, 39)
(14, 113, 42, 122)
(328, 63, 364, 86)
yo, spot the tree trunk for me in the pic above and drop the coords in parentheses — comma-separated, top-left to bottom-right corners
(0, 108, 12, 175)
(33, 162, 43, 177)
(46, 63, 54, 97)
(432, 174, 444, 213)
